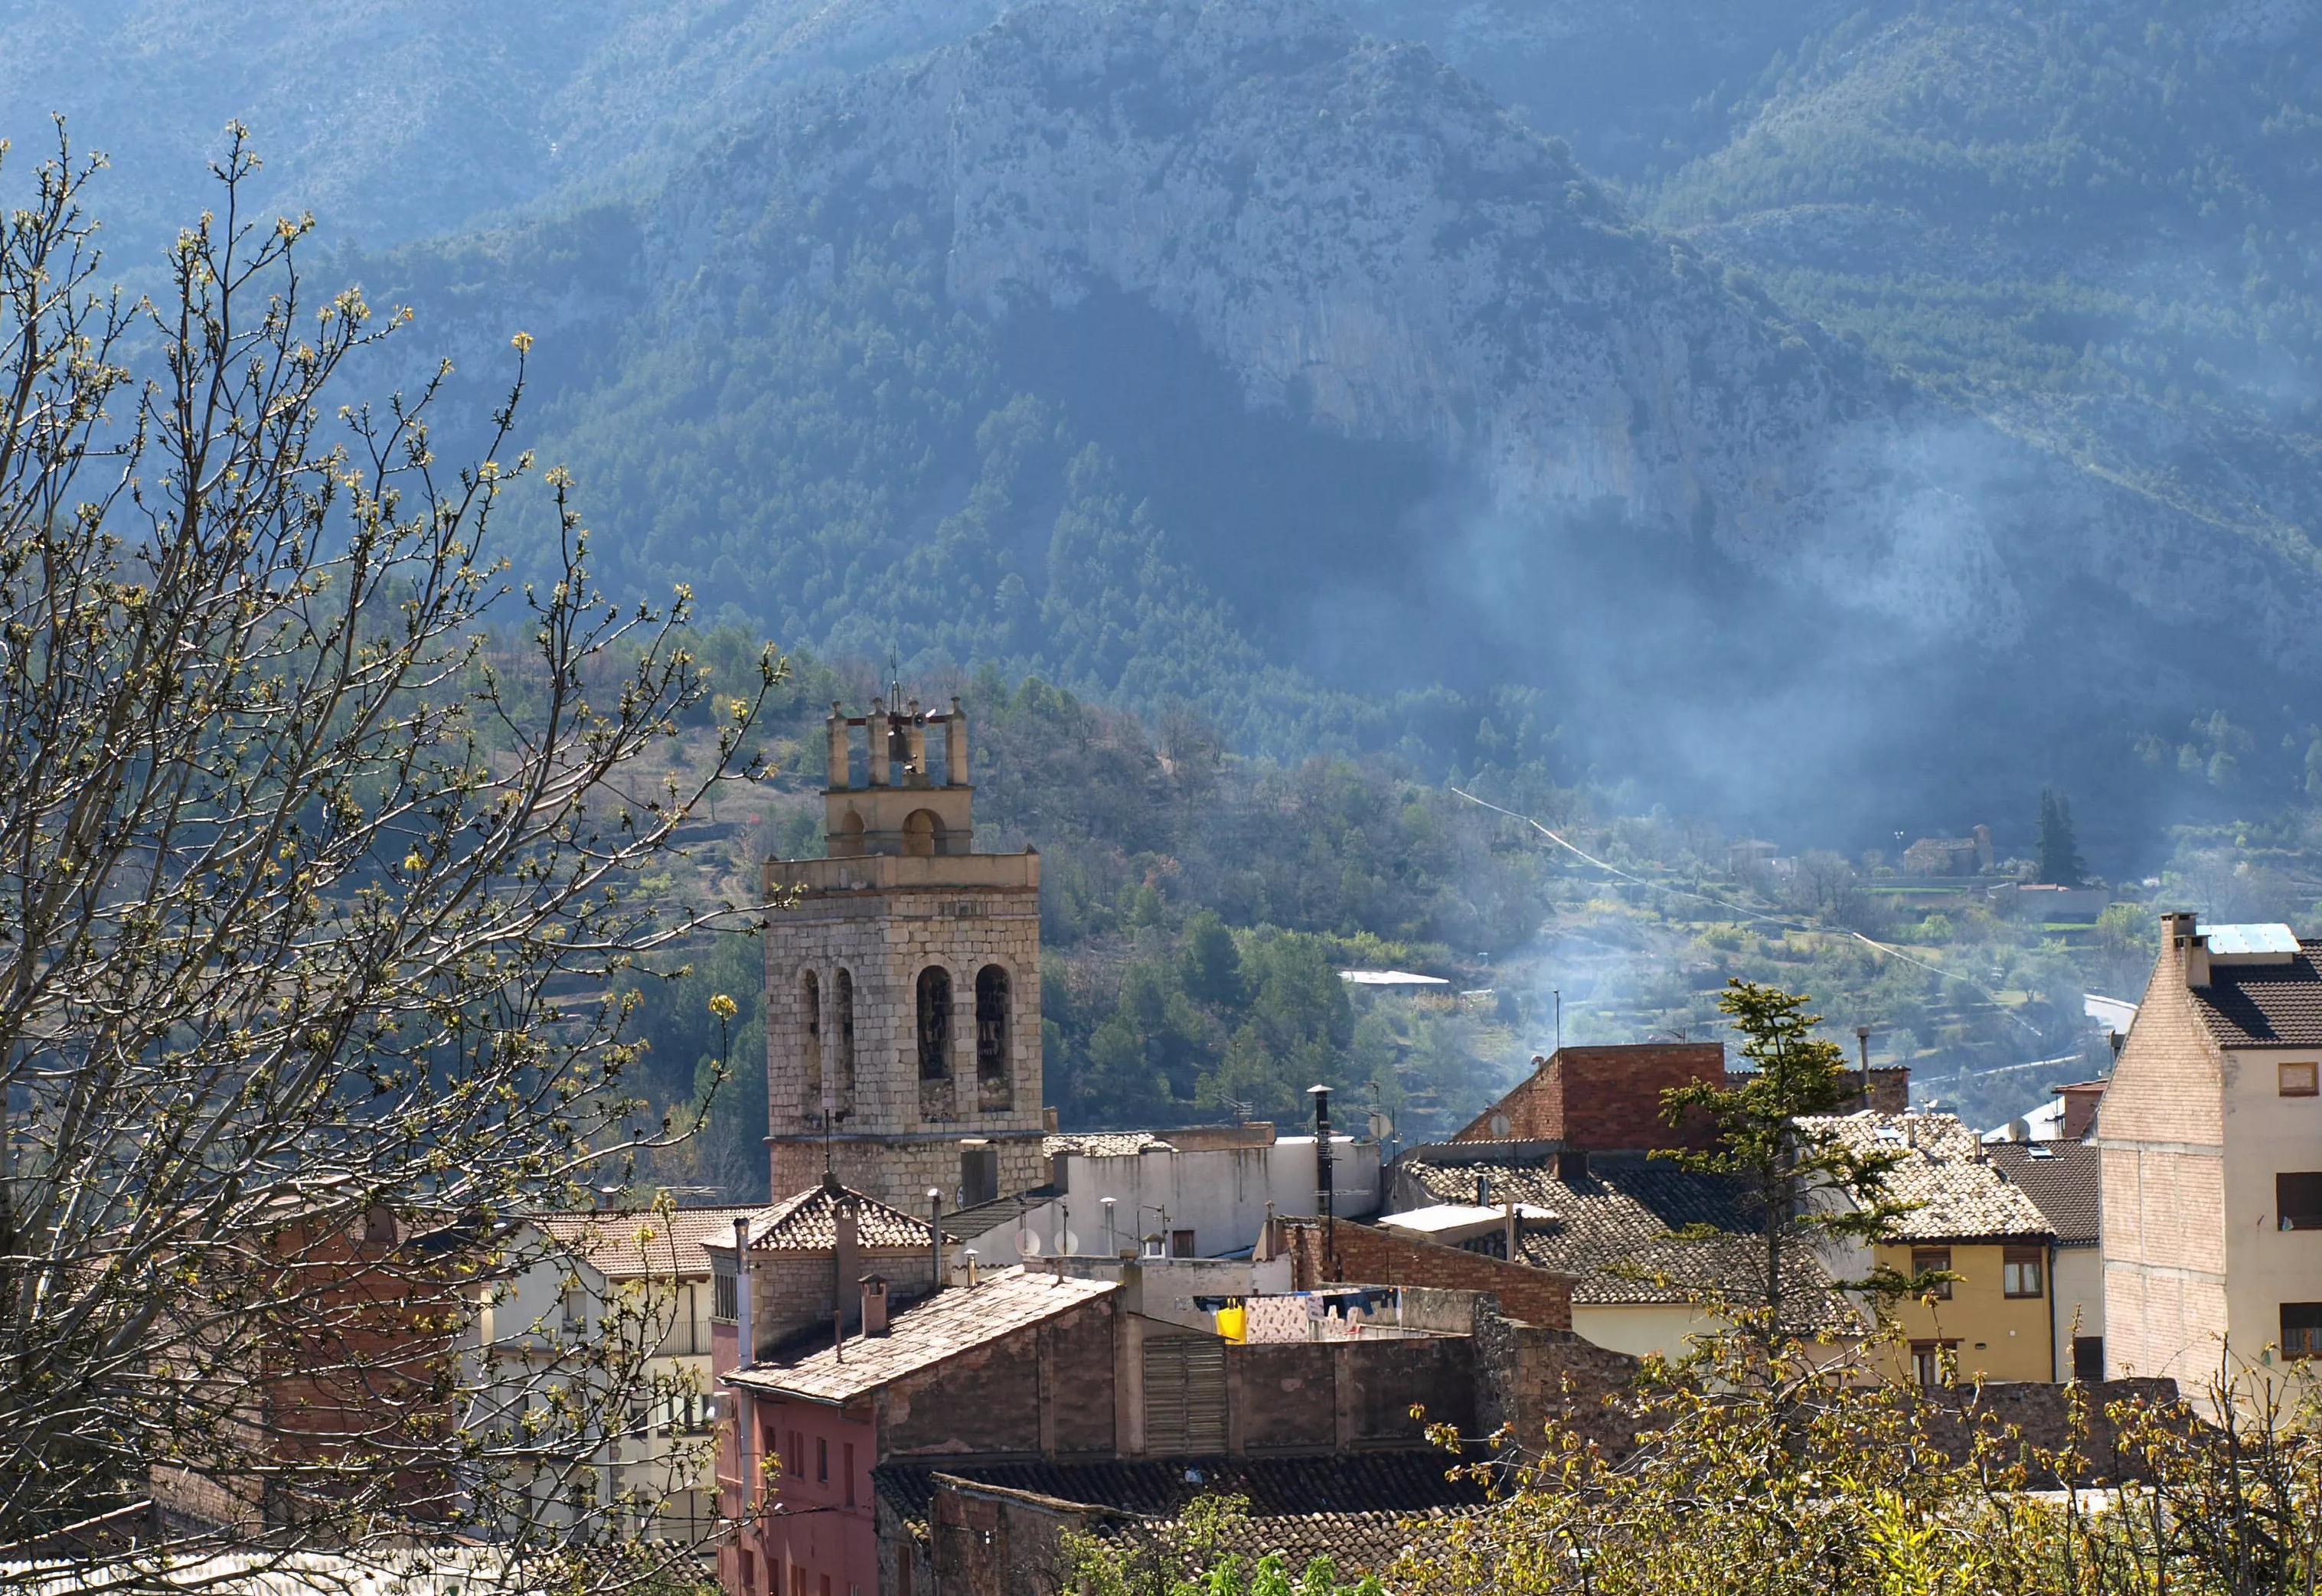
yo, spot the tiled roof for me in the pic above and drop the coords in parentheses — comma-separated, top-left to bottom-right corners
(746, 1184, 934, 1252)
(1045, 1131, 1159, 1158)
(874, 1452, 1486, 1575)
(1397, 1151, 1857, 1330)
(1983, 1141, 2100, 1245)
(730, 1265, 1116, 1403)
(1799, 1113, 2055, 1243)
(534, 1206, 761, 1279)
(2193, 942, 2322, 1047)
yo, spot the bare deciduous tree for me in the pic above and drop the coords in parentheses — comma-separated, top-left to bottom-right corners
(0, 125, 776, 1586)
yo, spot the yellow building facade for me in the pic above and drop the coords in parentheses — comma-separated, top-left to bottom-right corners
(1873, 1237, 2055, 1385)
(1803, 1110, 2060, 1386)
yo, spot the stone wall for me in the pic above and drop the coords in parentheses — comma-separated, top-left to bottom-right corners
(1279, 1218, 1575, 1330)
(876, 1294, 1121, 1463)
(749, 1247, 936, 1356)
(1230, 1337, 1472, 1454)
(763, 876, 1046, 1210)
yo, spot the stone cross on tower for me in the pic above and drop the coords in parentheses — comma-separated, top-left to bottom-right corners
(762, 694, 1047, 1210)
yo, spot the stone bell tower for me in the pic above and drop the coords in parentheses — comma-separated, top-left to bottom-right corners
(761, 687, 1046, 1211)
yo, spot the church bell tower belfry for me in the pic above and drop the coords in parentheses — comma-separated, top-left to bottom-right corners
(762, 690, 1045, 1209)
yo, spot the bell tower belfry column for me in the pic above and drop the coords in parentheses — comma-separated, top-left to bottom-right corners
(762, 688, 1045, 1209)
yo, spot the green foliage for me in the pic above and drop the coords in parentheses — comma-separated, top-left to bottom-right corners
(1399, 1322, 2322, 1596)
(2035, 788, 2088, 887)
(1657, 981, 1917, 1331)
(1060, 1493, 1385, 1596)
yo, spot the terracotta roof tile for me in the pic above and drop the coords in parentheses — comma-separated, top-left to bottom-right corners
(1397, 1150, 1857, 1330)
(1983, 1141, 2100, 1245)
(747, 1185, 935, 1252)
(876, 1452, 1486, 1575)
(534, 1206, 761, 1279)
(2193, 943, 2322, 1047)
(1798, 1112, 2055, 1243)
(1044, 1132, 1158, 1158)
(730, 1265, 1116, 1402)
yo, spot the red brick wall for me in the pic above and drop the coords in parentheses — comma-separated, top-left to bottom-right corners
(1280, 1219, 1573, 1329)
(1455, 1045, 1724, 1150)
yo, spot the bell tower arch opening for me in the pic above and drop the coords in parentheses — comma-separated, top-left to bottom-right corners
(975, 964, 1011, 1111)
(801, 969, 823, 1106)
(903, 808, 945, 858)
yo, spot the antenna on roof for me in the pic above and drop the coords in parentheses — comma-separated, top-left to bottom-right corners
(887, 645, 903, 714)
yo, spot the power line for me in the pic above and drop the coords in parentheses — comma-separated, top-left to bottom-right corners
(1448, 786, 2043, 1036)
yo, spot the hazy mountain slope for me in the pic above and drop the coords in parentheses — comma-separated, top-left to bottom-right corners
(1652, 0, 2322, 603)
(0, 0, 1000, 254)
(1325, 0, 1886, 179)
(348, 0, 2322, 845)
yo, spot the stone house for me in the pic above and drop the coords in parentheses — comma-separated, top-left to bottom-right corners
(713, 1253, 1634, 1596)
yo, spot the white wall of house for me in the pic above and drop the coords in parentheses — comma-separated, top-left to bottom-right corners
(2220, 1047, 2322, 1379)
(1569, 1303, 1726, 1363)
(960, 1135, 1379, 1260)
(2052, 1244, 2102, 1379)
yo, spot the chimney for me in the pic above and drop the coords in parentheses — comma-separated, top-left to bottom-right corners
(927, 1188, 944, 1294)
(860, 1275, 890, 1337)
(834, 1190, 861, 1330)
(1502, 1200, 1517, 1261)
(1309, 1084, 1334, 1277)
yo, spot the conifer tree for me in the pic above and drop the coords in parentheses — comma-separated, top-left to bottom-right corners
(2036, 787, 2088, 886)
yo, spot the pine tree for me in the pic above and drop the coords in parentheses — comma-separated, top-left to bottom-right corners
(2036, 787, 2088, 886)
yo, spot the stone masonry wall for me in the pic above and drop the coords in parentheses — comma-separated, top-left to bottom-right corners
(765, 881, 1044, 1209)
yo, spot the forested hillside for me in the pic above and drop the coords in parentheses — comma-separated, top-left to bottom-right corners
(19, 0, 2322, 1204)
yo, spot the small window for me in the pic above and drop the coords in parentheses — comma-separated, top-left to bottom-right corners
(2284, 1302, 2322, 1358)
(1171, 1229, 1197, 1258)
(2286, 1062, 2320, 1097)
(816, 1436, 828, 1483)
(1912, 1248, 1953, 1299)
(713, 1267, 739, 1323)
(2003, 1245, 2045, 1298)
(2280, 1173, 2322, 1230)
(2072, 1336, 2105, 1382)
(1909, 1341, 1952, 1390)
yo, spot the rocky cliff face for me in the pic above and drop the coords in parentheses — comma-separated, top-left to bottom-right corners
(622, 0, 2319, 672)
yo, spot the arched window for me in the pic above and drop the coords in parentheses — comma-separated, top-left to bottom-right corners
(834, 810, 866, 858)
(916, 966, 952, 1080)
(834, 968, 856, 1111)
(801, 970, 823, 1105)
(975, 965, 1009, 1084)
(903, 808, 944, 858)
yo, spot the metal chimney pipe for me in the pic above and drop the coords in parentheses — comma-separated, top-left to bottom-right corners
(1854, 1024, 1873, 1106)
(1309, 1084, 1334, 1278)
(928, 1187, 944, 1293)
